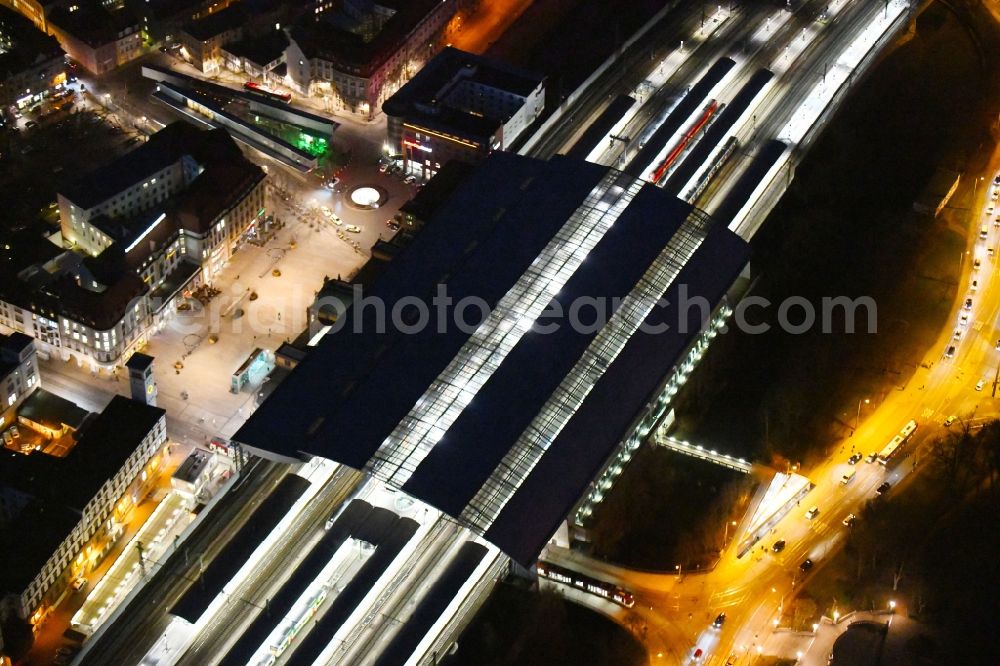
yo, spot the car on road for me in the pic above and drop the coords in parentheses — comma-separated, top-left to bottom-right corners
(876, 482, 891, 496)
(805, 506, 820, 520)
(71, 577, 87, 591)
(325, 516, 336, 530)
(953, 329, 962, 341)
(965, 298, 973, 310)
(404, 174, 417, 184)
(771, 539, 786, 553)
(989, 248, 996, 258)
(55, 647, 77, 658)
(840, 470, 856, 485)
(959, 313, 969, 326)
(945, 345, 956, 358)
(385, 220, 400, 231)
(321, 206, 333, 217)
(972, 280, 978, 291)
(2, 430, 11, 446)
(865, 452, 879, 464)
(799, 558, 814, 572)
(996, 338, 1000, 351)
(843, 513, 857, 527)
(974, 258, 982, 270)
(25, 120, 37, 129)
(847, 453, 862, 465)
(713, 612, 726, 628)
(379, 163, 389, 173)
(944, 415, 957, 427)
(345, 225, 361, 233)
(976, 379, 986, 392)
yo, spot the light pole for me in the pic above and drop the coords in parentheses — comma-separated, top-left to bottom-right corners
(853, 398, 869, 434)
(675, 564, 682, 580)
(722, 520, 737, 552)
(974, 175, 984, 199)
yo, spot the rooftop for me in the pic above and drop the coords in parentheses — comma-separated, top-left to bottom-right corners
(0, 5, 64, 80)
(47, 3, 139, 49)
(0, 396, 165, 593)
(181, 3, 246, 42)
(383, 47, 545, 140)
(60, 121, 246, 211)
(221, 29, 288, 66)
(289, 0, 442, 77)
(237, 152, 751, 565)
(16, 387, 90, 433)
(0, 332, 34, 378)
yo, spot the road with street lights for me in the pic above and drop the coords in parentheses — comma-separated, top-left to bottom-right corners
(541, 167, 1000, 665)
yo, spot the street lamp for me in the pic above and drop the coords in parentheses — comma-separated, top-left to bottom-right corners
(722, 520, 737, 551)
(889, 599, 897, 613)
(853, 398, 869, 434)
(675, 564, 682, 579)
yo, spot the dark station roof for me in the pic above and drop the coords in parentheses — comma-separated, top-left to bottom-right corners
(486, 220, 751, 565)
(236, 151, 750, 566)
(237, 151, 609, 466)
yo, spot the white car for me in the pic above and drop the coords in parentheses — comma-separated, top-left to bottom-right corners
(320, 206, 333, 218)
(976, 379, 986, 392)
(805, 506, 820, 520)
(345, 225, 361, 233)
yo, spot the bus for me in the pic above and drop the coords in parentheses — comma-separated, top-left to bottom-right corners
(243, 81, 292, 104)
(877, 419, 917, 465)
(536, 561, 635, 608)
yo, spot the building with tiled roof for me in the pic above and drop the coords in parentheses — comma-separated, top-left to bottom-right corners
(46, 2, 141, 75)
(0, 122, 265, 371)
(0, 5, 65, 110)
(285, 0, 468, 118)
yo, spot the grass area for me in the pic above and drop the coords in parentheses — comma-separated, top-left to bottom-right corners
(587, 446, 756, 571)
(671, 2, 990, 466)
(446, 583, 645, 666)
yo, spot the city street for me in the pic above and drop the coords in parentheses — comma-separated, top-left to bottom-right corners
(544, 161, 1000, 664)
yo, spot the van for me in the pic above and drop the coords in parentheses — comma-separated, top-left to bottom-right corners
(946, 345, 956, 358)
(840, 470, 856, 485)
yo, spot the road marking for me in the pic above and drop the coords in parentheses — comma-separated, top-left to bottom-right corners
(921, 407, 934, 420)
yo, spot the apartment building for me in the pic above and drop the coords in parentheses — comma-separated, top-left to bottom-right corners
(0, 396, 167, 623)
(0, 333, 38, 434)
(285, 0, 468, 118)
(382, 46, 544, 178)
(0, 122, 266, 371)
(0, 5, 66, 111)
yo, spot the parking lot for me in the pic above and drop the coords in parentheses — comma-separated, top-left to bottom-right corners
(0, 105, 143, 230)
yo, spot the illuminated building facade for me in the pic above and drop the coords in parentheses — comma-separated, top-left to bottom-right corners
(0, 4, 65, 110)
(382, 47, 545, 178)
(0, 122, 265, 371)
(285, 0, 466, 118)
(0, 396, 167, 624)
